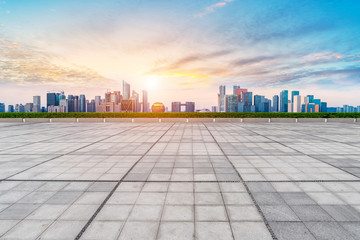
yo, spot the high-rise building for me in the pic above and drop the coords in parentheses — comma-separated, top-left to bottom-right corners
(142, 90, 148, 112)
(123, 80, 131, 99)
(225, 95, 238, 112)
(8, 105, 14, 112)
(291, 91, 300, 103)
(218, 85, 226, 112)
(307, 95, 314, 103)
(320, 102, 327, 112)
(293, 95, 302, 112)
(25, 103, 33, 112)
(185, 102, 195, 112)
(272, 95, 279, 112)
(233, 85, 241, 95)
(254, 95, 264, 112)
(47, 93, 56, 107)
(288, 100, 293, 112)
(280, 90, 288, 112)
(86, 100, 96, 112)
(172, 102, 181, 112)
(211, 106, 217, 112)
(80, 95, 86, 112)
(0, 103, 5, 112)
(95, 96, 102, 105)
(74, 96, 79, 112)
(131, 90, 141, 112)
(59, 99, 68, 112)
(33, 96, 41, 112)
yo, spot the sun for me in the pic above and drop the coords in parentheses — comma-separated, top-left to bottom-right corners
(144, 75, 159, 91)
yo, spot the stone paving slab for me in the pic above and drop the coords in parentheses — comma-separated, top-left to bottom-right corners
(0, 122, 359, 239)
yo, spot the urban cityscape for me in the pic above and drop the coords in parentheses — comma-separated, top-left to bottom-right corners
(1, 82, 360, 114)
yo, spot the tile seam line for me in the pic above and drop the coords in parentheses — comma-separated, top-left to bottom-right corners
(4, 179, 360, 183)
(202, 123, 278, 240)
(1, 123, 147, 182)
(232, 123, 360, 180)
(74, 122, 176, 240)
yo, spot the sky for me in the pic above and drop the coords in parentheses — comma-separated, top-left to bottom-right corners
(1, 0, 360, 109)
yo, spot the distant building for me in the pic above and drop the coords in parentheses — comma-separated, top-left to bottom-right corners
(8, 105, 14, 113)
(288, 100, 293, 112)
(80, 95, 86, 112)
(25, 103, 33, 112)
(280, 90, 288, 112)
(33, 96, 41, 112)
(15, 104, 25, 112)
(218, 85, 226, 112)
(293, 95, 302, 112)
(233, 85, 241, 95)
(272, 95, 279, 112)
(142, 90, 148, 112)
(172, 102, 181, 112)
(291, 91, 299, 103)
(121, 99, 134, 112)
(96, 91, 122, 112)
(225, 95, 238, 112)
(211, 106, 217, 112)
(131, 90, 141, 112)
(47, 93, 57, 107)
(196, 108, 211, 112)
(95, 96, 102, 105)
(123, 80, 131, 99)
(0, 103, 5, 112)
(151, 102, 165, 112)
(185, 102, 195, 112)
(320, 102, 328, 112)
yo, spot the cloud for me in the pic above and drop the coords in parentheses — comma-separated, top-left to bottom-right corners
(0, 40, 116, 87)
(195, 0, 234, 18)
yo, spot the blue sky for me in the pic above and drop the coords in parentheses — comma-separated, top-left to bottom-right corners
(1, 0, 360, 108)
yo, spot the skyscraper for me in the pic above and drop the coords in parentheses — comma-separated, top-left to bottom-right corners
(225, 95, 238, 112)
(218, 85, 226, 112)
(123, 80, 131, 99)
(291, 91, 300, 103)
(80, 95, 86, 112)
(8, 105, 14, 112)
(95, 96, 102, 105)
(272, 95, 279, 112)
(293, 95, 302, 112)
(254, 95, 263, 112)
(280, 90, 288, 112)
(172, 102, 181, 112)
(33, 96, 41, 112)
(0, 103, 5, 112)
(47, 93, 56, 107)
(185, 102, 195, 112)
(142, 90, 148, 112)
(25, 103, 33, 112)
(211, 106, 217, 112)
(233, 85, 241, 95)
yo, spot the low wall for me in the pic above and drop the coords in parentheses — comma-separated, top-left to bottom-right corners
(0, 118, 358, 123)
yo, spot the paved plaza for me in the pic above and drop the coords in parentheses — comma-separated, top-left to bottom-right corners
(0, 121, 360, 240)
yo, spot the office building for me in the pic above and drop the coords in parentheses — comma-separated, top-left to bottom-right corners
(272, 95, 279, 112)
(0, 103, 5, 112)
(123, 80, 131, 99)
(288, 100, 293, 112)
(225, 95, 238, 112)
(233, 85, 241, 95)
(218, 85, 226, 112)
(321, 102, 328, 112)
(25, 103, 33, 112)
(80, 95, 86, 112)
(293, 95, 302, 112)
(211, 106, 217, 112)
(280, 90, 288, 112)
(142, 90, 148, 112)
(131, 91, 141, 112)
(254, 95, 264, 112)
(307, 95, 314, 103)
(291, 91, 299, 103)
(33, 96, 41, 112)
(185, 102, 195, 112)
(95, 96, 102, 105)
(47, 93, 56, 107)
(172, 102, 181, 112)
(8, 105, 14, 113)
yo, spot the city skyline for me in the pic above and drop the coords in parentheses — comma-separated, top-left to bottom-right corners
(1, 1, 360, 108)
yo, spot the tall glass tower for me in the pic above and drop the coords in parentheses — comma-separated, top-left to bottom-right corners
(218, 85, 226, 112)
(280, 90, 288, 112)
(123, 80, 131, 99)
